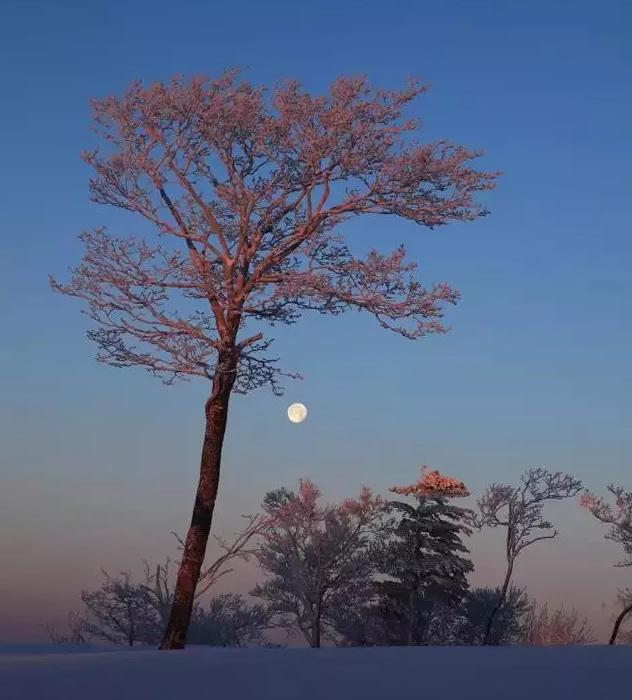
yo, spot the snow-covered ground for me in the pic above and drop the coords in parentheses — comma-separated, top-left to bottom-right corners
(0, 645, 629, 699)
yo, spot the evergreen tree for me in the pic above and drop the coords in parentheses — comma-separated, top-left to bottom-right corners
(374, 495, 474, 645)
(334, 467, 474, 647)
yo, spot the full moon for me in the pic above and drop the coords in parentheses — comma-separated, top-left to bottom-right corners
(287, 403, 307, 424)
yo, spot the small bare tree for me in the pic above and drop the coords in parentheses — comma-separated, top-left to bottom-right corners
(457, 585, 532, 646)
(190, 594, 273, 648)
(581, 484, 632, 644)
(523, 602, 594, 646)
(57, 550, 274, 648)
(51, 70, 499, 648)
(79, 569, 160, 646)
(140, 512, 273, 627)
(137, 513, 274, 635)
(476, 468, 582, 645)
(45, 612, 88, 646)
(142, 559, 272, 647)
(45, 515, 271, 645)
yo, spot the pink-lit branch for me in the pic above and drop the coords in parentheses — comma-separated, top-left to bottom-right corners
(52, 71, 499, 392)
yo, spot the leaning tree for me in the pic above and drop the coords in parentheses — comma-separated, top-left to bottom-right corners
(51, 70, 499, 649)
(476, 468, 582, 645)
(581, 484, 632, 644)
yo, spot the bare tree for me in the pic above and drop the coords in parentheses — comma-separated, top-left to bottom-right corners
(252, 481, 387, 647)
(50, 71, 499, 648)
(59, 561, 272, 648)
(79, 569, 160, 646)
(139, 558, 174, 628)
(476, 468, 582, 645)
(581, 484, 632, 644)
(169, 512, 274, 600)
(142, 558, 273, 647)
(45, 612, 88, 646)
(189, 594, 273, 648)
(137, 513, 274, 635)
(523, 602, 594, 646)
(140, 512, 272, 621)
(457, 585, 532, 646)
(142, 554, 274, 646)
(44, 514, 272, 647)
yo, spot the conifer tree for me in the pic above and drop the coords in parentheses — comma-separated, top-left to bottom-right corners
(376, 495, 474, 644)
(337, 467, 474, 646)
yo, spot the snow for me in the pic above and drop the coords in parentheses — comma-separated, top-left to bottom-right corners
(0, 645, 629, 699)
(0, 643, 146, 655)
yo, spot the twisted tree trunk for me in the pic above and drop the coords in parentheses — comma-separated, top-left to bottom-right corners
(160, 351, 237, 650)
(609, 602, 632, 645)
(312, 610, 322, 649)
(482, 558, 514, 646)
(407, 589, 416, 646)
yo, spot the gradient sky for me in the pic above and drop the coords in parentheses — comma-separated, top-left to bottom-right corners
(1, 0, 630, 643)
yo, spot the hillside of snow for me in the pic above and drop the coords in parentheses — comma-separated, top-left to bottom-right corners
(0, 645, 630, 700)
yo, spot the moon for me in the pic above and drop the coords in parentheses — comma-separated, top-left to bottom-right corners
(287, 402, 307, 424)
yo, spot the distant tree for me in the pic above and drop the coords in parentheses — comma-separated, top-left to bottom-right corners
(476, 468, 582, 645)
(61, 565, 271, 648)
(335, 467, 473, 647)
(331, 603, 386, 648)
(522, 602, 594, 646)
(50, 70, 499, 648)
(580, 484, 632, 644)
(45, 611, 88, 646)
(47, 516, 273, 648)
(125, 513, 272, 635)
(251, 480, 386, 647)
(373, 468, 474, 645)
(189, 594, 273, 647)
(457, 585, 532, 646)
(138, 546, 274, 647)
(80, 570, 161, 646)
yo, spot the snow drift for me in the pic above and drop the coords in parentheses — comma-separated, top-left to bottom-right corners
(0, 645, 629, 700)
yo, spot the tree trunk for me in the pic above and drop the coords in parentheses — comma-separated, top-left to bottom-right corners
(407, 589, 416, 646)
(312, 621, 321, 648)
(482, 558, 514, 646)
(159, 350, 237, 650)
(609, 602, 632, 645)
(310, 602, 322, 648)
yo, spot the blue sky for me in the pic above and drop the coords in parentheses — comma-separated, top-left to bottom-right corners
(0, 0, 630, 641)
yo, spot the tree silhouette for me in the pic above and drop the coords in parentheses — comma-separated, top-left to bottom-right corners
(458, 585, 532, 646)
(371, 495, 474, 645)
(581, 484, 632, 644)
(334, 467, 473, 646)
(476, 468, 582, 645)
(50, 564, 272, 648)
(376, 467, 473, 645)
(51, 70, 499, 648)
